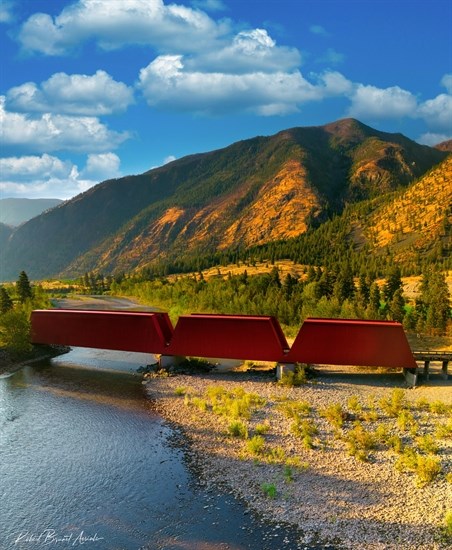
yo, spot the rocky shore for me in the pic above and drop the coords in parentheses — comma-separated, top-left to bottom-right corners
(144, 366, 452, 549)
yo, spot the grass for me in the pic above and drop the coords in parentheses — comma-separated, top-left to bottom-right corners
(320, 403, 347, 429)
(278, 400, 312, 419)
(379, 388, 406, 417)
(344, 423, 376, 462)
(228, 420, 248, 439)
(278, 364, 308, 387)
(395, 447, 442, 486)
(261, 483, 277, 499)
(246, 435, 266, 456)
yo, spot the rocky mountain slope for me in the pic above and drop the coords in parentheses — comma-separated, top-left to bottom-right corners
(0, 119, 448, 280)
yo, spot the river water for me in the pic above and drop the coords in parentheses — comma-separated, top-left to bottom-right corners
(0, 301, 307, 550)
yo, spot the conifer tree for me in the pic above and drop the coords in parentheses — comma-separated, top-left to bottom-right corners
(0, 287, 13, 314)
(16, 271, 33, 304)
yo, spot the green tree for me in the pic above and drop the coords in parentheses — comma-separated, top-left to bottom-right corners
(0, 287, 13, 314)
(0, 309, 32, 358)
(383, 266, 402, 303)
(366, 282, 381, 319)
(16, 271, 33, 303)
(417, 270, 451, 334)
(388, 289, 406, 323)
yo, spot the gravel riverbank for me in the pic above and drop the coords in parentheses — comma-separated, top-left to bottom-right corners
(145, 366, 452, 549)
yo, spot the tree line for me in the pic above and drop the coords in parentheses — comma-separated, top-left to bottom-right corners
(112, 264, 451, 336)
(0, 271, 51, 358)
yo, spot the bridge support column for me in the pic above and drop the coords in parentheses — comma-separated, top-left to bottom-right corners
(403, 368, 418, 387)
(276, 363, 296, 381)
(158, 355, 185, 369)
(441, 360, 449, 380)
(423, 360, 430, 381)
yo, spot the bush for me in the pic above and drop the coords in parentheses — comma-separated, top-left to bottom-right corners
(344, 423, 376, 461)
(228, 421, 248, 439)
(261, 483, 277, 498)
(379, 389, 407, 417)
(278, 400, 311, 419)
(0, 309, 32, 358)
(246, 435, 265, 456)
(320, 403, 347, 429)
(278, 364, 307, 387)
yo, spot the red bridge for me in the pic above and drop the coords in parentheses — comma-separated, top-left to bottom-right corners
(31, 309, 420, 383)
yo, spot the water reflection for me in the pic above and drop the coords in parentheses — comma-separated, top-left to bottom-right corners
(0, 349, 308, 550)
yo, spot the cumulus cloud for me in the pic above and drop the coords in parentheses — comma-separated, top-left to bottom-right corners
(190, 28, 301, 74)
(0, 152, 121, 199)
(138, 54, 320, 115)
(6, 71, 134, 116)
(417, 93, 452, 131)
(348, 84, 418, 119)
(441, 74, 452, 94)
(191, 0, 226, 12)
(0, 1, 14, 24)
(0, 96, 129, 152)
(81, 152, 121, 179)
(417, 132, 452, 146)
(18, 0, 227, 55)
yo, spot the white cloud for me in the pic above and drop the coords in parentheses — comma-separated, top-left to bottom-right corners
(163, 155, 177, 164)
(417, 132, 452, 146)
(441, 74, 452, 94)
(191, 0, 226, 12)
(18, 0, 227, 55)
(310, 25, 330, 37)
(0, 154, 73, 181)
(6, 71, 134, 116)
(190, 28, 301, 74)
(81, 152, 121, 179)
(318, 71, 353, 96)
(0, 96, 129, 152)
(417, 93, 452, 131)
(0, 152, 122, 199)
(138, 55, 320, 115)
(348, 84, 418, 119)
(0, 1, 14, 23)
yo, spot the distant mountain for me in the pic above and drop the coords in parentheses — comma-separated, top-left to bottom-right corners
(0, 198, 63, 226)
(0, 222, 13, 252)
(435, 140, 452, 152)
(0, 119, 448, 281)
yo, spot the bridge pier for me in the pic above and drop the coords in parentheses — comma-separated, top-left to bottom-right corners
(276, 363, 296, 381)
(423, 360, 430, 381)
(441, 360, 449, 380)
(403, 368, 418, 387)
(158, 355, 185, 369)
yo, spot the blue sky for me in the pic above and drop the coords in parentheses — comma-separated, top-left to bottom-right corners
(1, 0, 451, 200)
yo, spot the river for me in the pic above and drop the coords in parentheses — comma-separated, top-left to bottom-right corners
(0, 298, 306, 550)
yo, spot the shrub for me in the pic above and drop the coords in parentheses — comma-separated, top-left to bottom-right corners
(285, 456, 309, 470)
(379, 389, 407, 417)
(435, 420, 452, 439)
(415, 455, 442, 485)
(246, 435, 265, 456)
(278, 364, 307, 387)
(430, 401, 449, 415)
(191, 397, 208, 412)
(344, 423, 376, 461)
(175, 386, 187, 396)
(442, 510, 452, 540)
(283, 465, 294, 483)
(397, 410, 416, 432)
(254, 423, 270, 435)
(415, 434, 439, 454)
(395, 448, 442, 485)
(261, 483, 277, 498)
(278, 400, 311, 419)
(267, 446, 286, 463)
(320, 403, 347, 429)
(291, 419, 318, 449)
(228, 421, 248, 439)
(0, 310, 32, 358)
(347, 395, 362, 413)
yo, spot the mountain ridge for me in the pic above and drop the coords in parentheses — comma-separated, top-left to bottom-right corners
(0, 118, 448, 281)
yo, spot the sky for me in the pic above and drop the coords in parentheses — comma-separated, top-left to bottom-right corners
(0, 0, 451, 200)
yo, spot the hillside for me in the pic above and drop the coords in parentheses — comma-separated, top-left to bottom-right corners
(0, 198, 63, 226)
(357, 156, 452, 263)
(0, 119, 447, 280)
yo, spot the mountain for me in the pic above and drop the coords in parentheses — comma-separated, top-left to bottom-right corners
(0, 119, 448, 281)
(0, 198, 63, 227)
(435, 140, 452, 152)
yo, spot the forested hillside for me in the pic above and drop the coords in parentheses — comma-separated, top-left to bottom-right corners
(0, 118, 448, 281)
